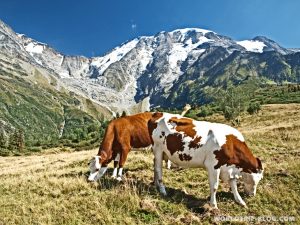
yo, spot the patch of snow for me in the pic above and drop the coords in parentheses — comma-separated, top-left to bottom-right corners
(168, 43, 189, 69)
(59, 72, 70, 78)
(34, 59, 43, 65)
(170, 28, 214, 35)
(25, 42, 44, 54)
(139, 35, 154, 39)
(289, 48, 300, 53)
(60, 55, 64, 66)
(237, 40, 266, 53)
(137, 46, 154, 73)
(168, 36, 212, 73)
(91, 38, 139, 75)
(191, 49, 206, 54)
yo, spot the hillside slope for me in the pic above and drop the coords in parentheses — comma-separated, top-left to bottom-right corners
(0, 54, 112, 152)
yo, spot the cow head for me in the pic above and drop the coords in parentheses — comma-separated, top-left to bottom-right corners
(88, 156, 101, 182)
(242, 158, 264, 196)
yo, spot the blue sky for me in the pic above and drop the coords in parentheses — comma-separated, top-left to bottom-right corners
(1, 0, 299, 57)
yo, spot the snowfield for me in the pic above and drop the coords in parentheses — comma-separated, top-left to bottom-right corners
(237, 40, 266, 53)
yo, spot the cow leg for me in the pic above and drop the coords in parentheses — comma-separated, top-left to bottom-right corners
(229, 179, 247, 207)
(163, 152, 171, 169)
(153, 150, 167, 196)
(206, 166, 220, 209)
(166, 160, 172, 170)
(116, 148, 129, 181)
(111, 153, 120, 178)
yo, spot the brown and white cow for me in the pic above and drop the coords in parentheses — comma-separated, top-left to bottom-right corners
(87, 106, 193, 182)
(88, 112, 173, 182)
(88, 112, 154, 181)
(148, 112, 263, 208)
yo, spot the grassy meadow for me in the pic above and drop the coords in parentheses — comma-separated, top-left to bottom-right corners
(0, 104, 300, 224)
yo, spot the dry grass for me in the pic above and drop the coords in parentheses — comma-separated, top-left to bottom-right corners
(1, 104, 300, 225)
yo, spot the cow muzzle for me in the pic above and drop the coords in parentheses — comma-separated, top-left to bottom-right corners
(87, 171, 99, 182)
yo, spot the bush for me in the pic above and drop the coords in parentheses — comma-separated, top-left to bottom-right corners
(26, 146, 42, 152)
(214, 84, 250, 123)
(196, 106, 213, 117)
(0, 148, 11, 156)
(247, 102, 261, 114)
(210, 79, 260, 124)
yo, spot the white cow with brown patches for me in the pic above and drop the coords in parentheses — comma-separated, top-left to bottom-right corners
(148, 112, 263, 209)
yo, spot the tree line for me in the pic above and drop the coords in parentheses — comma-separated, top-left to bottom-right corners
(0, 129, 24, 153)
(196, 78, 262, 125)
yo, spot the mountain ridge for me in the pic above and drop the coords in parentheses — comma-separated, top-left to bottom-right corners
(1, 19, 300, 151)
(1, 19, 300, 111)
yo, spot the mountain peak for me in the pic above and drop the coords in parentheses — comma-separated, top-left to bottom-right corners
(170, 28, 214, 35)
(0, 19, 16, 36)
(0, 19, 8, 28)
(252, 36, 290, 54)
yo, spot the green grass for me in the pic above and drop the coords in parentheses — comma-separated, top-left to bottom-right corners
(254, 84, 300, 104)
(0, 104, 299, 224)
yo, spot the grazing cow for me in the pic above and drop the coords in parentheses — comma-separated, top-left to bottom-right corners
(88, 112, 154, 181)
(148, 112, 263, 208)
(88, 105, 192, 182)
(88, 112, 175, 182)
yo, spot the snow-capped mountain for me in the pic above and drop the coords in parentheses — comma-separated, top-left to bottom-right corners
(1, 19, 299, 111)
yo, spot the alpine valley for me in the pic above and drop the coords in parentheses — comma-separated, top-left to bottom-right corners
(0, 19, 300, 150)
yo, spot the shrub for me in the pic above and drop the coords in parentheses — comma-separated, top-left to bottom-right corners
(247, 102, 261, 115)
(214, 84, 250, 123)
(210, 79, 260, 124)
(196, 106, 213, 117)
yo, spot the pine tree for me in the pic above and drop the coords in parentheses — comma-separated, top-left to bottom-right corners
(0, 132, 7, 149)
(17, 129, 25, 151)
(8, 131, 18, 150)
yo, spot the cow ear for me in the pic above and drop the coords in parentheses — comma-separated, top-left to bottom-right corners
(95, 155, 101, 160)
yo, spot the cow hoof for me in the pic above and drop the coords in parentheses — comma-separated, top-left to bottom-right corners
(111, 175, 117, 179)
(159, 188, 167, 196)
(238, 201, 247, 208)
(242, 204, 248, 209)
(160, 191, 167, 196)
(116, 176, 122, 182)
(209, 203, 218, 210)
(87, 179, 96, 183)
(156, 184, 167, 196)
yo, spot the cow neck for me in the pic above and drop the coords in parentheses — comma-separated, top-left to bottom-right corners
(214, 134, 261, 173)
